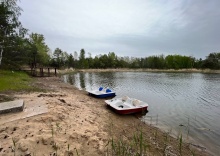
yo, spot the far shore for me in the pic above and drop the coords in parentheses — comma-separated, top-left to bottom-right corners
(58, 68, 220, 74)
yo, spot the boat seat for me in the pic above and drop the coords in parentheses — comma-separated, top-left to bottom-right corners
(106, 88, 112, 93)
(99, 87, 103, 91)
(116, 102, 130, 108)
(133, 99, 141, 106)
(122, 96, 129, 102)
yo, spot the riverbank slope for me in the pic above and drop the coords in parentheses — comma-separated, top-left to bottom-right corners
(0, 76, 212, 155)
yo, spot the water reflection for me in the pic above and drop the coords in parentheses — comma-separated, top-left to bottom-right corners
(79, 73, 85, 89)
(94, 72, 117, 89)
(62, 72, 117, 91)
(62, 75, 73, 85)
(62, 72, 220, 156)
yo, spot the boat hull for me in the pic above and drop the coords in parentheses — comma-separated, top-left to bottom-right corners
(107, 105, 148, 114)
(88, 92, 116, 98)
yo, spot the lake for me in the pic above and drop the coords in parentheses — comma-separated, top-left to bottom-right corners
(61, 71, 220, 155)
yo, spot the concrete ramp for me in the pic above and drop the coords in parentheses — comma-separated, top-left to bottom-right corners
(0, 98, 48, 125)
(0, 99, 24, 114)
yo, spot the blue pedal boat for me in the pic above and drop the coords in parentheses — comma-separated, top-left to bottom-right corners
(88, 87, 116, 98)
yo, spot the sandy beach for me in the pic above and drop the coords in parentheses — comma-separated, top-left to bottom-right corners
(0, 76, 212, 156)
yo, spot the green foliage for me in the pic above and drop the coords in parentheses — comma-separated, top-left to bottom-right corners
(68, 54, 74, 68)
(29, 33, 50, 66)
(179, 133, 183, 155)
(165, 55, 194, 69)
(108, 52, 117, 68)
(53, 51, 219, 70)
(52, 48, 74, 68)
(0, 1, 51, 69)
(0, 0, 27, 67)
(78, 48, 88, 69)
(139, 55, 165, 69)
(12, 137, 17, 156)
(202, 52, 220, 69)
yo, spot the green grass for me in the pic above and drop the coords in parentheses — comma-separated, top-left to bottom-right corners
(0, 70, 37, 92)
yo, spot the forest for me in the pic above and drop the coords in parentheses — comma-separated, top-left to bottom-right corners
(1, 0, 220, 70)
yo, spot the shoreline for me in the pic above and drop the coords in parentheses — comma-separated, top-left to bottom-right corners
(59, 68, 220, 74)
(0, 76, 213, 155)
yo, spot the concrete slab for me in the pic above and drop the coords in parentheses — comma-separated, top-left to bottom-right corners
(0, 98, 48, 125)
(0, 99, 24, 114)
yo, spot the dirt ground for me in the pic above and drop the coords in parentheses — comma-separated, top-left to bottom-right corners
(0, 76, 212, 156)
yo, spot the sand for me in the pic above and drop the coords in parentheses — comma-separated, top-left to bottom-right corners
(0, 77, 212, 156)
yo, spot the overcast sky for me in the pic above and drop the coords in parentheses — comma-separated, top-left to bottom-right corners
(18, 0, 220, 59)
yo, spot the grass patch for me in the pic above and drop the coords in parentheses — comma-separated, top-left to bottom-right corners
(0, 70, 41, 92)
(106, 128, 149, 156)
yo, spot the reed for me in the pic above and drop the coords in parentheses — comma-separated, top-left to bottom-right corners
(163, 131, 169, 155)
(156, 114, 159, 125)
(51, 126, 55, 144)
(68, 144, 70, 153)
(139, 128, 143, 155)
(52, 142, 59, 156)
(179, 133, 183, 155)
(154, 129, 158, 140)
(190, 148, 196, 156)
(75, 148, 79, 156)
(106, 127, 149, 156)
(56, 122, 62, 132)
(12, 137, 16, 156)
(187, 117, 190, 140)
(150, 116, 152, 125)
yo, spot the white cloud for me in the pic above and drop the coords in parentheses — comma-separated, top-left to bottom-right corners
(19, 0, 220, 58)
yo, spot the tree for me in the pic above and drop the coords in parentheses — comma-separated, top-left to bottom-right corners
(74, 51, 78, 60)
(130, 57, 141, 68)
(3, 36, 31, 67)
(194, 58, 203, 69)
(144, 55, 165, 69)
(87, 52, 94, 68)
(108, 52, 117, 68)
(60, 51, 69, 67)
(202, 52, 220, 69)
(164, 55, 194, 69)
(79, 49, 87, 68)
(53, 48, 62, 68)
(93, 56, 100, 68)
(29, 33, 50, 66)
(68, 53, 74, 68)
(0, 0, 26, 67)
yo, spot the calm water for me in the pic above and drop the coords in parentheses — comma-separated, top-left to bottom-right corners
(62, 72, 220, 155)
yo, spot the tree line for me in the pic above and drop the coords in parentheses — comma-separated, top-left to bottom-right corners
(1, 0, 220, 70)
(51, 50, 220, 70)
